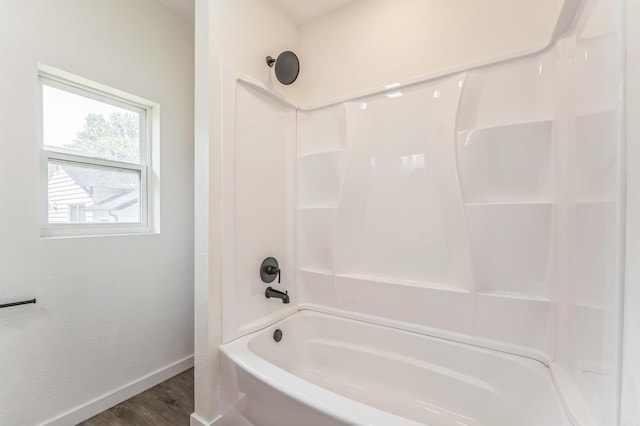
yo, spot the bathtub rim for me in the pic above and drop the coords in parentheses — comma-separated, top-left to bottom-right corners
(298, 304, 553, 365)
(220, 308, 580, 426)
(221, 338, 426, 426)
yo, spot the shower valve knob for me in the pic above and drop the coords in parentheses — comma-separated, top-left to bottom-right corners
(266, 265, 281, 283)
(260, 257, 281, 284)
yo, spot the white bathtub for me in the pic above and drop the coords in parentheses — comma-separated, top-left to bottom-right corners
(220, 310, 572, 426)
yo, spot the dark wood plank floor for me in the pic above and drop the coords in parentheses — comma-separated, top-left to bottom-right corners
(77, 368, 194, 426)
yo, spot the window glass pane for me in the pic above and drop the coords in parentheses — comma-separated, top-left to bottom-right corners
(48, 161, 141, 224)
(42, 84, 141, 163)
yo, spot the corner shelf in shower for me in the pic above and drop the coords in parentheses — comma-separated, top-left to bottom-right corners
(297, 103, 346, 157)
(298, 148, 346, 159)
(298, 205, 339, 210)
(464, 200, 553, 206)
(298, 267, 334, 276)
(334, 273, 469, 294)
(456, 120, 554, 204)
(465, 202, 553, 300)
(476, 290, 551, 303)
(456, 117, 555, 300)
(575, 199, 616, 205)
(297, 202, 338, 273)
(298, 149, 346, 208)
(573, 301, 611, 313)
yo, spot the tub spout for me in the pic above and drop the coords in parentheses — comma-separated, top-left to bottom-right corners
(265, 286, 290, 304)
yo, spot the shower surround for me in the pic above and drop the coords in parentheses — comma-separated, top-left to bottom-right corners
(294, 32, 618, 424)
(194, 1, 622, 425)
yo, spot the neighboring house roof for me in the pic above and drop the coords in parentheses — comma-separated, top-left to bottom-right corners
(49, 165, 138, 212)
(84, 190, 139, 212)
(63, 165, 138, 190)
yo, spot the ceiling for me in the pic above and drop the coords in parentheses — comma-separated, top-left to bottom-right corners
(153, 0, 359, 26)
(273, 0, 359, 25)
(154, 0, 195, 24)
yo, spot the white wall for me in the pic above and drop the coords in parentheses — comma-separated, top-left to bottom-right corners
(297, 0, 566, 108)
(0, 1, 194, 425)
(213, 0, 300, 103)
(193, 0, 299, 424)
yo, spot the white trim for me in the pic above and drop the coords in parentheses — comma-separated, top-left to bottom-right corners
(45, 151, 146, 172)
(190, 413, 223, 426)
(38, 64, 156, 110)
(40, 355, 194, 426)
(40, 75, 147, 119)
(42, 154, 150, 236)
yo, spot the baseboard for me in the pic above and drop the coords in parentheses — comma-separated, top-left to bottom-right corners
(191, 412, 223, 426)
(42, 355, 194, 426)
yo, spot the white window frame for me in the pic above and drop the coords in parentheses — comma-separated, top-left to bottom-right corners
(39, 66, 159, 237)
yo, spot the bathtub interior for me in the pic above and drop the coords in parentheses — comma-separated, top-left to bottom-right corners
(222, 311, 571, 426)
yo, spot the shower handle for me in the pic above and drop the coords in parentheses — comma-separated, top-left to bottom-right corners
(260, 257, 281, 284)
(265, 265, 281, 283)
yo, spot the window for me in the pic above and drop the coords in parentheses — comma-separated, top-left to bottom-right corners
(39, 68, 156, 236)
(67, 203, 86, 223)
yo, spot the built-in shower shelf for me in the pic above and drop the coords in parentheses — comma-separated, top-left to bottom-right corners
(456, 120, 553, 204)
(464, 201, 553, 206)
(575, 199, 616, 205)
(298, 149, 345, 208)
(298, 267, 333, 276)
(456, 119, 553, 135)
(335, 273, 469, 293)
(298, 148, 345, 159)
(476, 290, 551, 302)
(298, 205, 339, 210)
(574, 301, 608, 311)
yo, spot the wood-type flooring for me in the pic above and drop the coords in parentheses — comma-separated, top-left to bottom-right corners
(77, 368, 193, 426)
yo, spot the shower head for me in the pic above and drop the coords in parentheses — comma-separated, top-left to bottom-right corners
(266, 51, 300, 85)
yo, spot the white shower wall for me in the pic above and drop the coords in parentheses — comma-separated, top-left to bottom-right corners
(296, 29, 620, 425)
(221, 72, 298, 343)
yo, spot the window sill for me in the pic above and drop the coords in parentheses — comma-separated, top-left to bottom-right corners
(41, 224, 157, 239)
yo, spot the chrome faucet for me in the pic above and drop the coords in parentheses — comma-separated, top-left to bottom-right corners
(265, 286, 290, 304)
